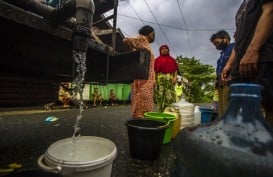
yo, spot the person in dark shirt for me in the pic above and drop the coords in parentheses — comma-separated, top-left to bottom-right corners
(222, 0, 273, 126)
(210, 30, 235, 118)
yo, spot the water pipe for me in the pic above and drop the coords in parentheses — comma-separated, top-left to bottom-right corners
(72, 0, 95, 52)
(4, 0, 95, 53)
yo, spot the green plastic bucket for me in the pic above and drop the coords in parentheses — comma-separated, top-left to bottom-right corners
(144, 112, 176, 144)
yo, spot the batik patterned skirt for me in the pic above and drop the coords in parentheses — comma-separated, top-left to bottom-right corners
(155, 73, 176, 112)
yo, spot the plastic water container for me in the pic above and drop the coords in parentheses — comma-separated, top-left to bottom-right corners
(172, 83, 273, 177)
(171, 98, 194, 129)
(199, 107, 213, 124)
(144, 112, 176, 144)
(38, 136, 117, 177)
(194, 106, 201, 126)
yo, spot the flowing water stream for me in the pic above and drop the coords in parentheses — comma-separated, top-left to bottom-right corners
(69, 50, 87, 159)
(71, 50, 87, 138)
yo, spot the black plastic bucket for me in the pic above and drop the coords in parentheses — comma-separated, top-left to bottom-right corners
(125, 119, 169, 160)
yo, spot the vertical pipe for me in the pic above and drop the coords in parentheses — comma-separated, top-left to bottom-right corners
(72, 0, 95, 52)
(74, 0, 95, 28)
(105, 46, 110, 84)
(111, 0, 118, 52)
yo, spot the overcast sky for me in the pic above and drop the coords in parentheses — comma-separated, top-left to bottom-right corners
(105, 0, 242, 68)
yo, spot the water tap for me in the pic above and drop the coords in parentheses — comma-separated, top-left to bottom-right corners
(72, 24, 91, 52)
(72, 0, 95, 52)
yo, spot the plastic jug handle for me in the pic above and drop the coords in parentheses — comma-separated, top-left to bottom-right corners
(37, 154, 62, 174)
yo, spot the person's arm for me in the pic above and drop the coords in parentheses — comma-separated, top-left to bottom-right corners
(221, 48, 236, 81)
(239, 2, 273, 78)
(123, 38, 135, 51)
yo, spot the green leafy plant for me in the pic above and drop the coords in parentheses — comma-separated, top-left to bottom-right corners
(176, 56, 215, 103)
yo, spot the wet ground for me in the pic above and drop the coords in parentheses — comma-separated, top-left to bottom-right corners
(0, 105, 175, 177)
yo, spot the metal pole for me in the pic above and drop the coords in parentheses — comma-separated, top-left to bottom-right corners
(111, 0, 118, 52)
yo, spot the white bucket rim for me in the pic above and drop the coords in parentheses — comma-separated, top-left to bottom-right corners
(44, 136, 117, 169)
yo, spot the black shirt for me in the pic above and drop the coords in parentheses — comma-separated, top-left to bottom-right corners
(234, 0, 273, 63)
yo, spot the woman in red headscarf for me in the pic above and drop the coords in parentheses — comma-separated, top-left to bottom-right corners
(154, 45, 179, 112)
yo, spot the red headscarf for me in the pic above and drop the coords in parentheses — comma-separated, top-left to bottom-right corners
(154, 45, 178, 73)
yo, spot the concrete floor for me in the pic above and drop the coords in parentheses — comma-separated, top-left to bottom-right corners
(0, 105, 176, 177)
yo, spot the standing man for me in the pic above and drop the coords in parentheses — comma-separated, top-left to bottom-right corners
(222, 0, 273, 126)
(123, 25, 156, 118)
(210, 30, 235, 118)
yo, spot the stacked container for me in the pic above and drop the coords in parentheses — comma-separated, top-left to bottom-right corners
(171, 98, 194, 129)
(144, 112, 176, 144)
(163, 107, 181, 138)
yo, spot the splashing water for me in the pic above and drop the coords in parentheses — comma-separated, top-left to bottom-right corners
(71, 50, 87, 138)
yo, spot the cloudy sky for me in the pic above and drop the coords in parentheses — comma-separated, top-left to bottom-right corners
(105, 0, 242, 68)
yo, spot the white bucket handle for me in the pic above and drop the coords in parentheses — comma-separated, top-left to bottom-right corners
(38, 154, 62, 174)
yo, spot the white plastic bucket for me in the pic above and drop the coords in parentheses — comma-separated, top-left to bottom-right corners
(38, 136, 117, 177)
